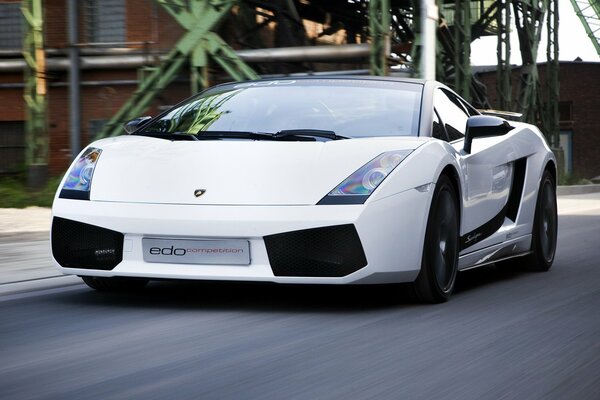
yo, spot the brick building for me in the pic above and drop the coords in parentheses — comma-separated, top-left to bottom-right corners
(2, 1, 599, 180)
(0, 0, 189, 175)
(475, 61, 600, 180)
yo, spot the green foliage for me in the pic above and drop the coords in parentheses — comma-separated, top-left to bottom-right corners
(0, 175, 62, 208)
(558, 172, 593, 186)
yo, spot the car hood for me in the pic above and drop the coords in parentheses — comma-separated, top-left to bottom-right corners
(89, 135, 428, 205)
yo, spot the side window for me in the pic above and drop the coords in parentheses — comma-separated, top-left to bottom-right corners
(431, 110, 448, 141)
(433, 88, 470, 141)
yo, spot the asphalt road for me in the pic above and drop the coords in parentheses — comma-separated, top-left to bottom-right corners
(1, 204, 599, 399)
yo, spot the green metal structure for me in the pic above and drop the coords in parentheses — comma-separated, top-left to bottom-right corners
(96, 0, 259, 139)
(453, 0, 472, 101)
(513, 1, 546, 125)
(20, 0, 568, 168)
(369, 0, 391, 76)
(569, 0, 600, 56)
(546, 0, 560, 148)
(21, 0, 48, 185)
(496, 0, 511, 111)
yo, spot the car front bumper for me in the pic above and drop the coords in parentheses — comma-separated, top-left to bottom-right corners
(51, 187, 432, 284)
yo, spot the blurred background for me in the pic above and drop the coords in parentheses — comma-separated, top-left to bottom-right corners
(0, 0, 599, 205)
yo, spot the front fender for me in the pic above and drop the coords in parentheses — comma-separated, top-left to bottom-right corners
(369, 140, 463, 203)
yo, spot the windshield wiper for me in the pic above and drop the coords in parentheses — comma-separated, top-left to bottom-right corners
(135, 129, 348, 141)
(134, 131, 199, 141)
(135, 131, 274, 141)
(273, 129, 348, 141)
(192, 131, 276, 140)
(195, 130, 348, 141)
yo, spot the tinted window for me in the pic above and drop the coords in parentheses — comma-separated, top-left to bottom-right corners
(140, 80, 423, 138)
(434, 88, 469, 141)
(431, 110, 448, 141)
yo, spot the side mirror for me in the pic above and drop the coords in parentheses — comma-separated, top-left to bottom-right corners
(123, 116, 152, 134)
(464, 115, 513, 154)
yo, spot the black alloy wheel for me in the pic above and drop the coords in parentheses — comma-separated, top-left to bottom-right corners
(527, 170, 558, 271)
(414, 175, 460, 303)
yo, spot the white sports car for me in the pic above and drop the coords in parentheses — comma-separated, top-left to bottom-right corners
(51, 77, 557, 302)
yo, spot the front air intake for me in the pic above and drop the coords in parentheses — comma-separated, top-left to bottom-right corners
(51, 217, 124, 270)
(264, 224, 367, 277)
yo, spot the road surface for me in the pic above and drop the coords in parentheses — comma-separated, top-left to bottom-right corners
(0, 194, 599, 399)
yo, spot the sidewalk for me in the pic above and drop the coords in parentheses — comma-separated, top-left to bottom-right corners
(0, 207, 51, 234)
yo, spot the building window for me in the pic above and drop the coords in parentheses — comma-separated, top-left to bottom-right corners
(0, 121, 25, 174)
(84, 0, 126, 44)
(559, 101, 573, 122)
(0, 3, 24, 49)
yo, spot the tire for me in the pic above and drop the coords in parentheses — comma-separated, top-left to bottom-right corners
(525, 170, 558, 271)
(413, 175, 460, 303)
(81, 276, 149, 292)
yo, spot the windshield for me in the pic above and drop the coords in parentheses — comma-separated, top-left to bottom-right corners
(138, 79, 423, 138)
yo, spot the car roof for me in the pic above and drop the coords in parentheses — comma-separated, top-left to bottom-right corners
(212, 75, 428, 90)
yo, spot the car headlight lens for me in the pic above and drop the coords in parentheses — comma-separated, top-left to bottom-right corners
(318, 150, 412, 205)
(59, 147, 102, 200)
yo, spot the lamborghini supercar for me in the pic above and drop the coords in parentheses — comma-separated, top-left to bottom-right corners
(51, 77, 557, 302)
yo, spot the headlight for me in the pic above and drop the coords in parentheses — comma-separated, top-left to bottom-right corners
(59, 147, 102, 200)
(318, 150, 412, 205)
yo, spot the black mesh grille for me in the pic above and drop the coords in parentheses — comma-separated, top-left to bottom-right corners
(51, 217, 124, 270)
(264, 224, 367, 277)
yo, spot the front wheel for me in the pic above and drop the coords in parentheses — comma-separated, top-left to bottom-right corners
(413, 175, 460, 303)
(81, 276, 149, 292)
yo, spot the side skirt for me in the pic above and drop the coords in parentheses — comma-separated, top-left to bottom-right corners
(458, 234, 532, 271)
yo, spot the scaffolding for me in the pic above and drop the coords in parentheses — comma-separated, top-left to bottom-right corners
(569, 0, 600, 57)
(97, 0, 259, 139)
(546, 0, 559, 148)
(21, 0, 48, 187)
(496, 0, 511, 111)
(20, 0, 566, 175)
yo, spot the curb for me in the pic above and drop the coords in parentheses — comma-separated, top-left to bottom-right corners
(557, 184, 600, 196)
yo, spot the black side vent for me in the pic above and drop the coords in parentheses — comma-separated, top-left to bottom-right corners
(51, 217, 124, 270)
(264, 224, 368, 277)
(506, 157, 527, 221)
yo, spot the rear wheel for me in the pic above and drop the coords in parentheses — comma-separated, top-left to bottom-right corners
(413, 175, 460, 303)
(526, 170, 558, 271)
(496, 169, 557, 272)
(81, 276, 149, 292)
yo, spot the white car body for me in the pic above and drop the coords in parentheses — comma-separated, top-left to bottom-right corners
(51, 78, 557, 300)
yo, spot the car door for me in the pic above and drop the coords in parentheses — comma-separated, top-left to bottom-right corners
(433, 88, 515, 251)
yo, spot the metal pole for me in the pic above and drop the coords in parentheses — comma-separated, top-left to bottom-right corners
(22, 0, 48, 188)
(547, 0, 559, 148)
(454, 0, 471, 101)
(0, 44, 373, 72)
(369, 0, 390, 76)
(68, 0, 80, 158)
(420, 0, 438, 80)
(497, 0, 512, 111)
